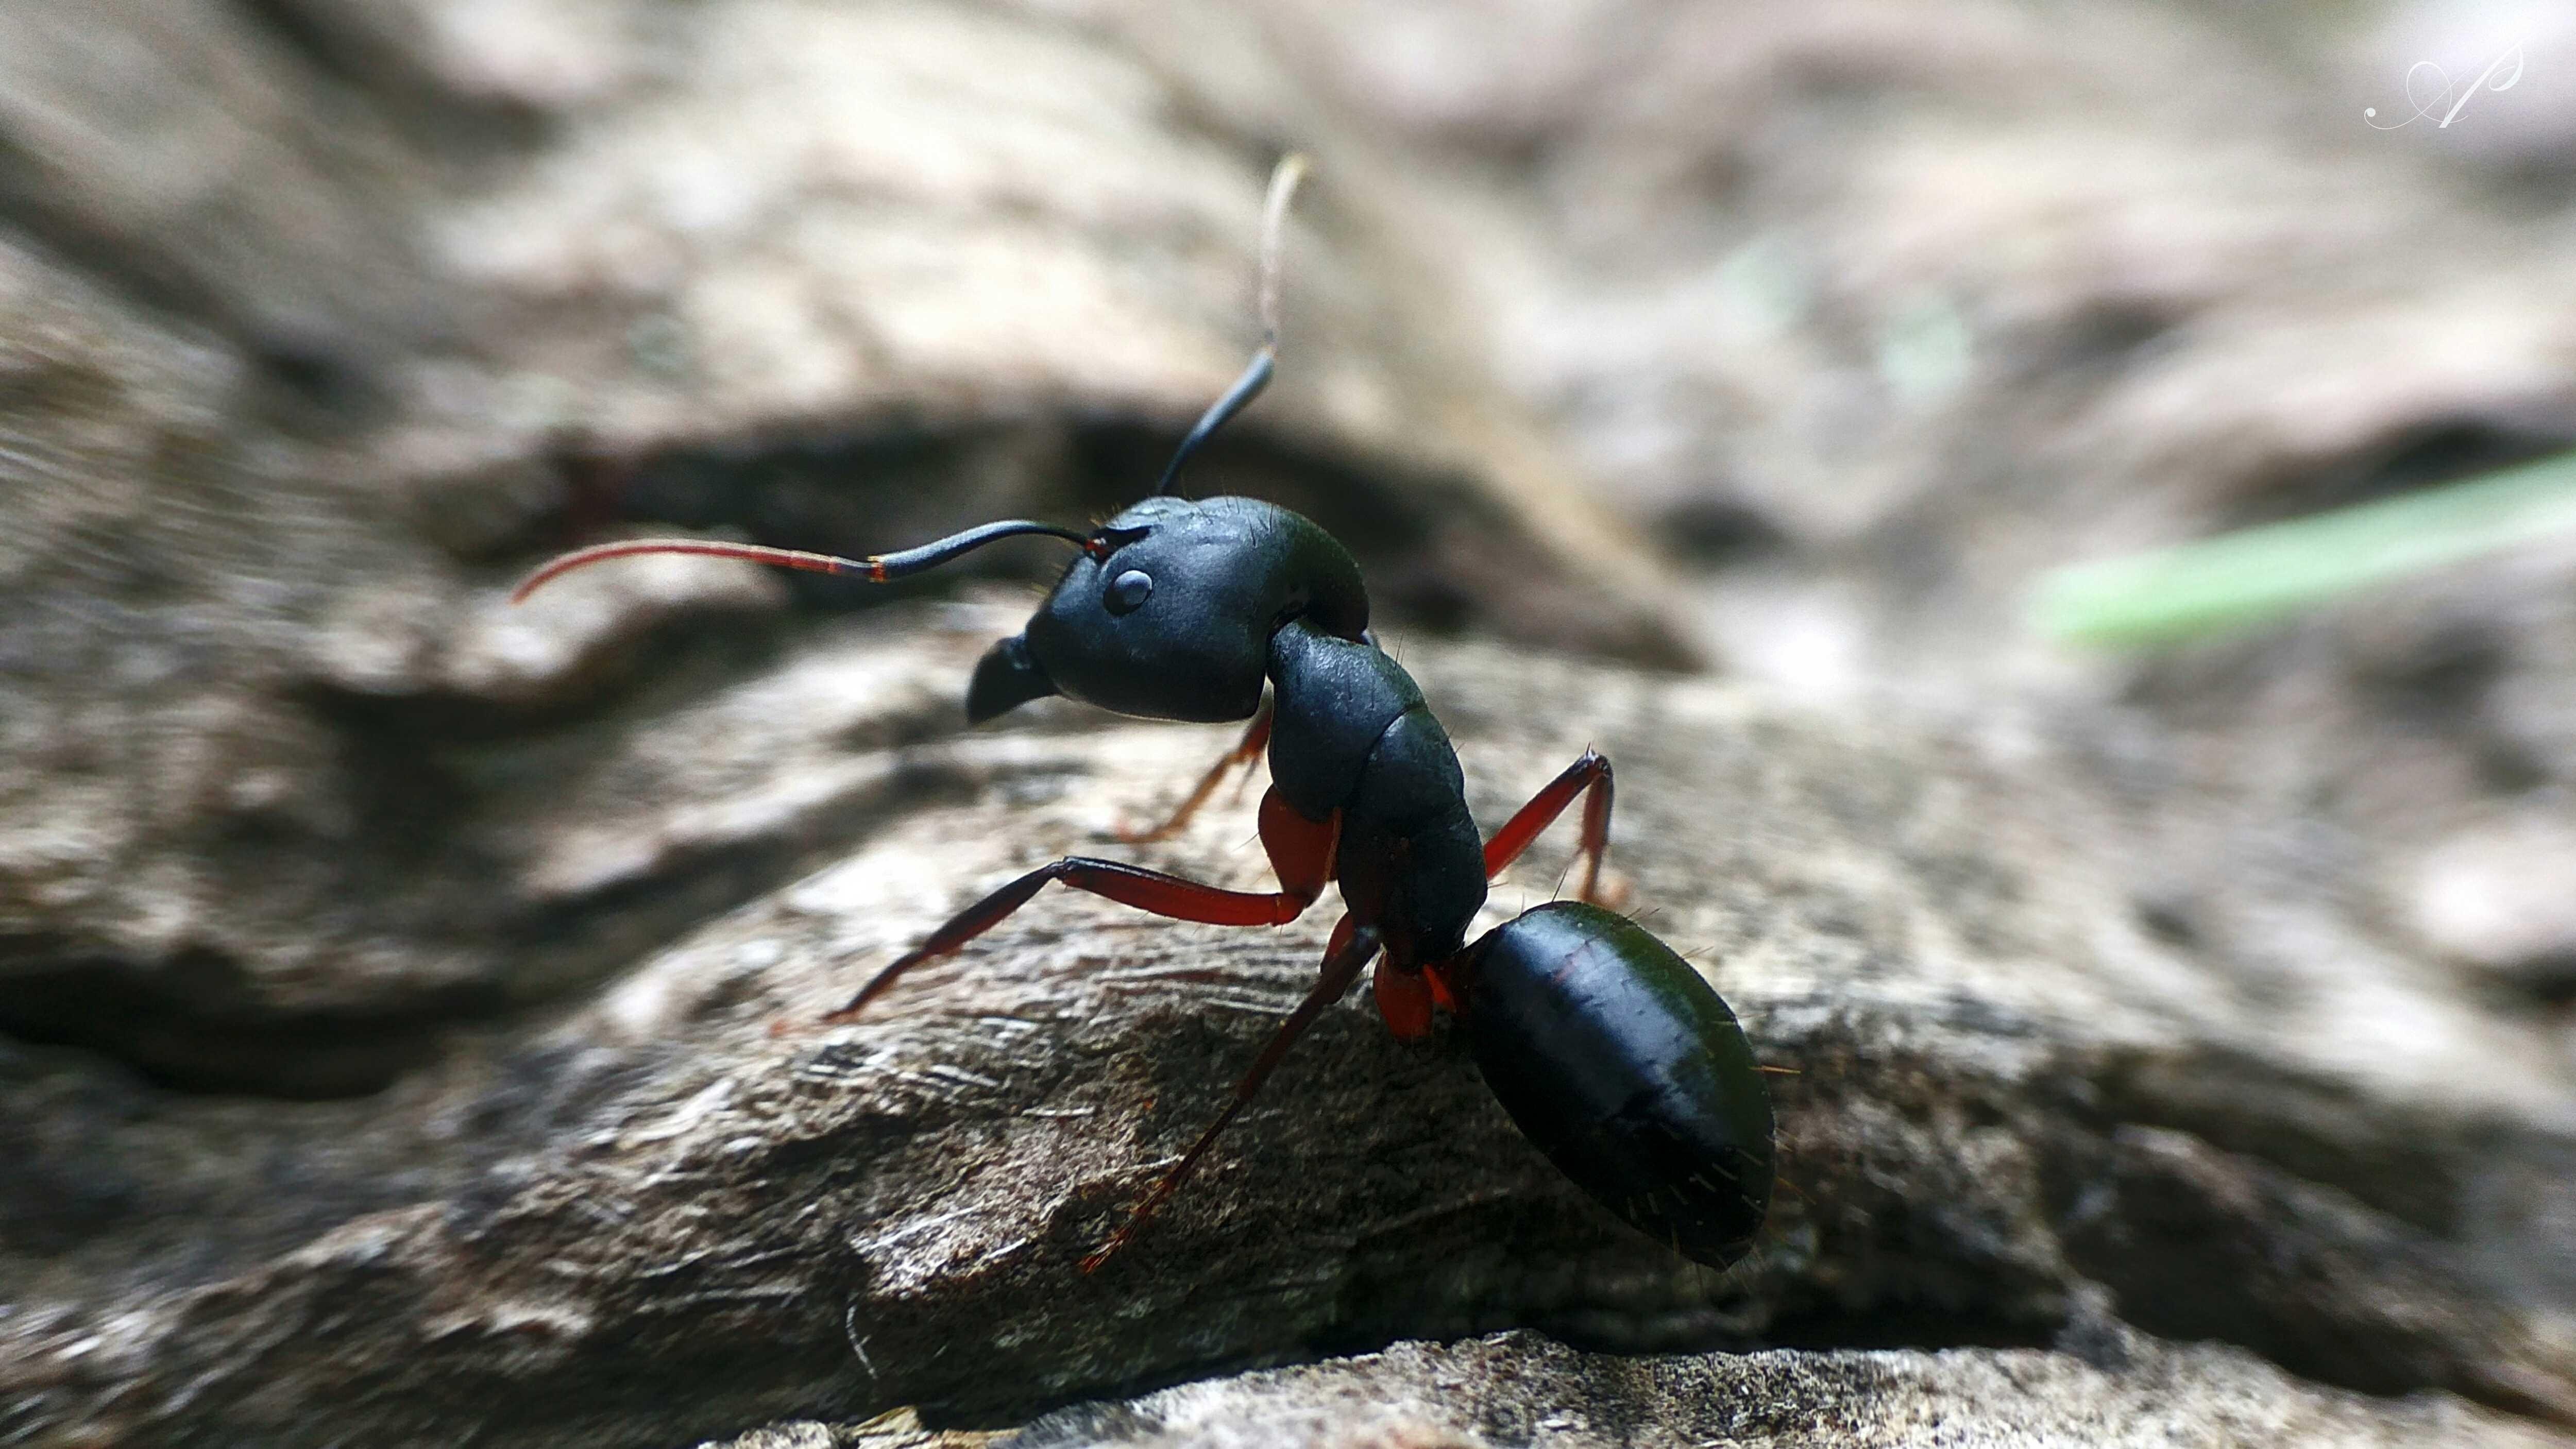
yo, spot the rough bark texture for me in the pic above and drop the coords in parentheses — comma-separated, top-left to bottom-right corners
(716, 1328, 2576, 1446)
(5, 2, 2576, 1447)
(12, 633, 2576, 1445)
(1004, 1329, 2571, 1448)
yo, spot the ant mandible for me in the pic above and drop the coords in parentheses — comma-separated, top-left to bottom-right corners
(515, 156, 1773, 1273)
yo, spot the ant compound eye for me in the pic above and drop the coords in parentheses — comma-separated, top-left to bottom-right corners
(1105, 569, 1155, 615)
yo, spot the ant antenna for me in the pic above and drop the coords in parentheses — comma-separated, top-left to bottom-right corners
(517, 155, 1314, 600)
(511, 520, 1092, 604)
(1150, 152, 1311, 497)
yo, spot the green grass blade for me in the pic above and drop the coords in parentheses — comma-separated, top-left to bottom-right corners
(2031, 449, 2576, 647)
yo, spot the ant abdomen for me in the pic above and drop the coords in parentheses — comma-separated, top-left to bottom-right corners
(1462, 900, 1774, 1268)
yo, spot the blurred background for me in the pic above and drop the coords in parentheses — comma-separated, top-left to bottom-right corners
(6, 0, 2576, 1438)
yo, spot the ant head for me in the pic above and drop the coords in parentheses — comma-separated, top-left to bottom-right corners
(974, 154, 1341, 724)
(969, 495, 1367, 724)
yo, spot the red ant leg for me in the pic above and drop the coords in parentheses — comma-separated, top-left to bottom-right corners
(1253, 788, 1339, 904)
(824, 787, 1338, 1021)
(1081, 919, 1385, 1272)
(1480, 747, 1616, 902)
(1318, 910, 1367, 972)
(1371, 948, 1433, 1041)
(1118, 694, 1275, 843)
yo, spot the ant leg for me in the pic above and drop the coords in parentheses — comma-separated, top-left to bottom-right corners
(1383, 944, 1471, 1040)
(1331, 913, 1428, 1042)
(1480, 747, 1617, 903)
(826, 787, 1337, 1021)
(1118, 694, 1275, 843)
(1371, 954, 1434, 1040)
(1081, 920, 1384, 1272)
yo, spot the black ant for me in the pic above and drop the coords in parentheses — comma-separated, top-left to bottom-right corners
(514, 156, 1773, 1273)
